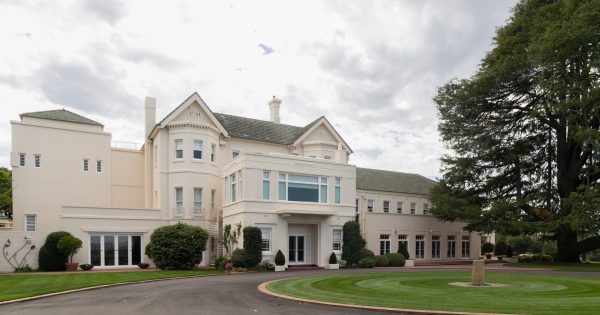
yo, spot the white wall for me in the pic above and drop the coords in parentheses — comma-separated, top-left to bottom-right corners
(0, 231, 48, 272)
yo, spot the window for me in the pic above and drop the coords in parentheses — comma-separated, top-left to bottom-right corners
(432, 235, 441, 259)
(462, 235, 470, 258)
(175, 187, 183, 215)
(230, 174, 237, 202)
(332, 229, 342, 251)
(380, 234, 391, 255)
(19, 153, 25, 167)
(211, 144, 216, 162)
(398, 234, 408, 251)
(90, 234, 142, 267)
(260, 228, 271, 253)
(96, 160, 102, 173)
(193, 140, 202, 160)
(410, 202, 416, 214)
(415, 235, 425, 259)
(175, 139, 183, 159)
(232, 150, 240, 158)
(277, 173, 328, 203)
(383, 201, 390, 213)
(83, 159, 89, 171)
(355, 199, 359, 212)
(25, 214, 36, 231)
(194, 188, 202, 215)
(335, 177, 341, 204)
(423, 203, 429, 215)
(367, 199, 374, 212)
(262, 171, 270, 200)
(211, 189, 216, 209)
(34, 154, 41, 168)
(448, 235, 456, 258)
(397, 201, 403, 214)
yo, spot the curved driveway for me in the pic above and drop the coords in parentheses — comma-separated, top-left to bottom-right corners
(1, 267, 598, 315)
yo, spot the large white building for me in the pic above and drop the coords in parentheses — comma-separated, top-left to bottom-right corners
(7, 93, 480, 269)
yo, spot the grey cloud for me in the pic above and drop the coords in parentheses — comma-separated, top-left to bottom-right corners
(119, 48, 184, 70)
(82, 0, 126, 25)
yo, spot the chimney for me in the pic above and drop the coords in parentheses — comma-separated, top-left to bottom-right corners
(145, 96, 156, 138)
(268, 96, 281, 123)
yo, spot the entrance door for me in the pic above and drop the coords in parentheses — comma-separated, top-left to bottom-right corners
(288, 235, 305, 264)
(90, 234, 142, 267)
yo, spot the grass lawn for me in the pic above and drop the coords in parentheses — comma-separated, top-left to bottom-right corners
(267, 271, 600, 315)
(0, 269, 224, 302)
(504, 262, 600, 272)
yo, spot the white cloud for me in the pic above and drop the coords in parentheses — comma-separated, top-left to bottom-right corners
(0, 0, 518, 177)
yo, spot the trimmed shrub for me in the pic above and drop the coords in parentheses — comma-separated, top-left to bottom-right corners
(145, 223, 208, 270)
(359, 248, 375, 260)
(494, 241, 508, 256)
(481, 242, 494, 254)
(224, 262, 234, 271)
(243, 227, 262, 268)
(374, 255, 389, 267)
(357, 257, 376, 268)
(57, 235, 82, 263)
(397, 242, 410, 260)
(39, 231, 72, 271)
(329, 252, 338, 264)
(274, 250, 286, 266)
(257, 260, 275, 271)
(342, 221, 366, 265)
(386, 253, 406, 267)
(506, 245, 514, 258)
(231, 248, 247, 268)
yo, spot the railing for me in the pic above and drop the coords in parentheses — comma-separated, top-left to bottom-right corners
(112, 141, 140, 150)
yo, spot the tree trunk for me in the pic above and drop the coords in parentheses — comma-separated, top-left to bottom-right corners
(554, 226, 581, 263)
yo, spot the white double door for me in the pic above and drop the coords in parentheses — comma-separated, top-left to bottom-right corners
(288, 225, 312, 265)
(90, 234, 142, 267)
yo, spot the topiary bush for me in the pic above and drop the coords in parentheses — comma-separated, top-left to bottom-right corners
(494, 240, 508, 256)
(385, 253, 406, 267)
(39, 231, 72, 271)
(342, 221, 366, 265)
(274, 249, 285, 266)
(359, 248, 375, 260)
(357, 257, 375, 268)
(482, 242, 495, 254)
(329, 252, 338, 264)
(145, 223, 208, 270)
(397, 242, 410, 260)
(57, 235, 82, 263)
(374, 255, 389, 267)
(231, 248, 247, 268)
(243, 227, 262, 268)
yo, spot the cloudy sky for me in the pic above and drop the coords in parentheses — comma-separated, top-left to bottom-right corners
(0, 0, 518, 178)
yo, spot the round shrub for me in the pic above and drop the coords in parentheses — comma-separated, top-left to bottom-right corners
(397, 242, 410, 260)
(359, 248, 375, 260)
(274, 249, 285, 266)
(357, 257, 375, 268)
(374, 255, 389, 267)
(482, 242, 495, 254)
(385, 253, 406, 267)
(231, 248, 247, 268)
(342, 221, 366, 265)
(224, 262, 233, 271)
(57, 235, 82, 263)
(329, 252, 338, 264)
(494, 240, 508, 256)
(39, 231, 72, 271)
(145, 223, 208, 270)
(243, 227, 262, 268)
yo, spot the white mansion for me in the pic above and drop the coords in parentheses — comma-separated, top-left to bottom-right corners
(8, 93, 480, 269)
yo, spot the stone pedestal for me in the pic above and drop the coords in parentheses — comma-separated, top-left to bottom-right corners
(471, 260, 485, 286)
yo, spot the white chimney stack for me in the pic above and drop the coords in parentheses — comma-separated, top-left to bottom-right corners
(145, 96, 156, 138)
(268, 96, 281, 124)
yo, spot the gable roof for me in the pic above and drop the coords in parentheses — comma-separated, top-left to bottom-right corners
(213, 113, 308, 145)
(356, 167, 436, 195)
(292, 116, 353, 153)
(20, 109, 103, 126)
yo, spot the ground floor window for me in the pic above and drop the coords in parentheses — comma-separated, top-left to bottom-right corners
(431, 235, 440, 259)
(462, 235, 470, 258)
(447, 235, 456, 258)
(332, 229, 342, 251)
(398, 234, 408, 253)
(90, 234, 142, 267)
(379, 234, 390, 255)
(260, 228, 271, 253)
(415, 235, 425, 259)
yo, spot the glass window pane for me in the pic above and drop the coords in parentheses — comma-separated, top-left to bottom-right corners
(263, 180, 270, 200)
(118, 235, 128, 265)
(335, 187, 340, 204)
(91, 235, 101, 266)
(320, 185, 327, 203)
(131, 236, 141, 265)
(288, 174, 318, 183)
(104, 236, 115, 266)
(288, 183, 318, 202)
(278, 182, 286, 200)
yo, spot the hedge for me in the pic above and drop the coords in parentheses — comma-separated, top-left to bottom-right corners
(342, 221, 366, 265)
(243, 227, 262, 268)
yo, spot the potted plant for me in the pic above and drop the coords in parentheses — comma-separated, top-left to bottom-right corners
(57, 235, 82, 271)
(274, 250, 286, 272)
(398, 242, 414, 267)
(329, 252, 339, 269)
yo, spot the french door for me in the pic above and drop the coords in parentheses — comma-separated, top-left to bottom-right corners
(90, 234, 142, 267)
(288, 235, 305, 264)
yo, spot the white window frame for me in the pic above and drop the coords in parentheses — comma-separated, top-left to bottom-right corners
(397, 201, 403, 214)
(398, 234, 408, 251)
(277, 173, 328, 204)
(334, 177, 341, 204)
(174, 139, 183, 160)
(96, 160, 102, 173)
(367, 199, 374, 212)
(193, 140, 203, 160)
(25, 214, 36, 231)
(230, 174, 237, 203)
(432, 235, 441, 259)
(34, 154, 41, 168)
(210, 144, 216, 162)
(447, 235, 456, 258)
(211, 189, 216, 209)
(193, 187, 203, 215)
(19, 153, 26, 167)
(423, 203, 429, 215)
(410, 202, 416, 214)
(462, 235, 471, 258)
(175, 187, 183, 216)
(379, 234, 391, 255)
(383, 200, 390, 213)
(332, 228, 342, 252)
(262, 170, 270, 200)
(260, 228, 271, 253)
(415, 235, 425, 259)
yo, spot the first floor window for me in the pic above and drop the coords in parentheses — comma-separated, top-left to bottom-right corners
(211, 189, 216, 209)
(448, 235, 456, 258)
(379, 234, 391, 255)
(34, 154, 41, 168)
(367, 199, 374, 212)
(432, 235, 440, 259)
(277, 173, 328, 203)
(398, 234, 408, 251)
(383, 201, 390, 213)
(423, 203, 429, 215)
(211, 144, 216, 162)
(415, 235, 425, 259)
(25, 214, 36, 231)
(332, 229, 342, 251)
(410, 202, 416, 214)
(335, 177, 341, 204)
(230, 174, 237, 202)
(260, 228, 271, 252)
(193, 140, 203, 160)
(194, 188, 203, 215)
(319, 176, 328, 203)
(175, 139, 183, 159)
(96, 160, 102, 172)
(83, 159, 89, 171)
(175, 187, 183, 215)
(263, 171, 270, 200)
(397, 201, 403, 214)
(19, 153, 26, 167)
(462, 235, 470, 258)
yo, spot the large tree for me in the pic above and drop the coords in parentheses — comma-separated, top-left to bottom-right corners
(0, 167, 11, 219)
(431, 0, 600, 262)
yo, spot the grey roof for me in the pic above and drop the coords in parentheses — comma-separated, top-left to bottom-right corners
(21, 109, 103, 126)
(356, 167, 436, 195)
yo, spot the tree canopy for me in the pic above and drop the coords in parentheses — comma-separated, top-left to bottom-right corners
(431, 0, 600, 262)
(0, 167, 12, 219)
